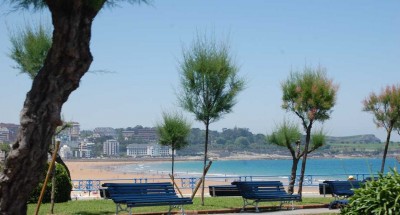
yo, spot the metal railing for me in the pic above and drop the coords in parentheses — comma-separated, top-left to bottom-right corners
(71, 173, 379, 193)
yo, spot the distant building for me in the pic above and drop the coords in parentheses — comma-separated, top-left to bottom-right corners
(69, 122, 80, 141)
(58, 122, 80, 141)
(60, 145, 72, 159)
(126, 144, 148, 157)
(0, 150, 5, 161)
(0, 127, 9, 143)
(73, 141, 93, 158)
(94, 127, 116, 138)
(126, 144, 171, 157)
(103, 139, 119, 156)
(122, 130, 135, 140)
(0, 123, 19, 142)
(123, 127, 158, 142)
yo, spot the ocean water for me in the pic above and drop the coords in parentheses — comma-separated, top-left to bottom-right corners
(119, 158, 399, 178)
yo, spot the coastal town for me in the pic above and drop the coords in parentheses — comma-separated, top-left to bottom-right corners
(2, 121, 398, 165)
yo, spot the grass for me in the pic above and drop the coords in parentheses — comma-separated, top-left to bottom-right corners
(28, 197, 335, 215)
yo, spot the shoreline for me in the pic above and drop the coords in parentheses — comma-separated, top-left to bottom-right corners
(64, 154, 392, 163)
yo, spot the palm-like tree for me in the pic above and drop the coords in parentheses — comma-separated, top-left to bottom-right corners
(156, 111, 191, 176)
(363, 84, 400, 173)
(281, 67, 337, 195)
(178, 34, 245, 205)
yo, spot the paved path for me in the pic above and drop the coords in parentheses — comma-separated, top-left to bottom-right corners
(222, 208, 340, 215)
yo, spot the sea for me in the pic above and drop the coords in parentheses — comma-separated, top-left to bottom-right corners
(118, 158, 399, 180)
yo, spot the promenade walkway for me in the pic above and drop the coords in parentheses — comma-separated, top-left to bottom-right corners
(223, 208, 340, 214)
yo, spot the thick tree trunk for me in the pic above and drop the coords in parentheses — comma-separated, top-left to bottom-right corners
(381, 127, 393, 173)
(201, 122, 209, 206)
(0, 1, 103, 213)
(297, 125, 312, 196)
(288, 158, 299, 194)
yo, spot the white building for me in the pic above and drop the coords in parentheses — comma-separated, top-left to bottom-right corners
(103, 139, 119, 156)
(73, 142, 92, 158)
(126, 144, 171, 157)
(0, 150, 5, 161)
(126, 144, 148, 157)
(60, 145, 72, 159)
(0, 127, 9, 143)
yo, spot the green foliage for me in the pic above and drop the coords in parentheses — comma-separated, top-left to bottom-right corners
(156, 111, 191, 150)
(281, 66, 338, 129)
(310, 129, 326, 151)
(234, 136, 250, 147)
(179, 34, 245, 124)
(341, 170, 400, 215)
(0, 143, 11, 153)
(268, 120, 301, 150)
(363, 84, 400, 132)
(6, 0, 150, 11)
(9, 24, 52, 79)
(363, 84, 400, 172)
(29, 163, 72, 203)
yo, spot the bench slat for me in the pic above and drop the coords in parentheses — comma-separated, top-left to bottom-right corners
(102, 182, 193, 214)
(231, 181, 301, 212)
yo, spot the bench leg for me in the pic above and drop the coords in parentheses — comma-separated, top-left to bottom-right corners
(168, 205, 173, 215)
(255, 202, 260, 213)
(181, 205, 186, 215)
(240, 198, 247, 212)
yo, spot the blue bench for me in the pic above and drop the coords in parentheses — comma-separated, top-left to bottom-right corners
(232, 181, 301, 212)
(209, 185, 241, 197)
(102, 182, 193, 215)
(324, 180, 362, 209)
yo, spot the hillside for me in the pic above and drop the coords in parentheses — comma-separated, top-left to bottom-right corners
(326, 134, 381, 144)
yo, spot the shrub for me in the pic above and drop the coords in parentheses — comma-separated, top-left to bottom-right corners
(29, 163, 72, 203)
(341, 170, 400, 215)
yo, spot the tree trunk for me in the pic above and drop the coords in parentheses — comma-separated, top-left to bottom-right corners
(54, 154, 71, 180)
(297, 124, 312, 196)
(0, 1, 103, 213)
(381, 127, 393, 173)
(201, 122, 209, 206)
(288, 158, 299, 194)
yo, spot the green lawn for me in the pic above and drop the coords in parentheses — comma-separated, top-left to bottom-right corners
(28, 197, 335, 215)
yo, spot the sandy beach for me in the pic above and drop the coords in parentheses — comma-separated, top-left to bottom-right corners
(65, 159, 319, 198)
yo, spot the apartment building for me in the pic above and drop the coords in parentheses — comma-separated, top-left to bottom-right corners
(126, 144, 171, 157)
(74, 142, 93, 158)
(103, 139, 119, 156)
(0, 127, 9, 143)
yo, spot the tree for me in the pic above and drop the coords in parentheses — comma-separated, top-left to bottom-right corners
(156, 111, 191, 176)
(178, 34, 245, 205)
(9, 24, 73, 178)
(363, 84, 400, 173)
(9, 24, 52, 79)
(281, 66, 337, 195)
(1, 1, 147, 213)
(268, 120, 325, 194)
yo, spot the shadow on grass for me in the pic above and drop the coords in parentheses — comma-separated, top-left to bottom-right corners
(72, 211, 113, 215)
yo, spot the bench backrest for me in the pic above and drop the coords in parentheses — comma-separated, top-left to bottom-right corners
(325, 180, 362, 196)
(232, 181, 287, 198)
(102, 182, 177, 197)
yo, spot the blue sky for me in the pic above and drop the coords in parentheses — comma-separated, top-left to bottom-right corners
(0, 0, 399, 141)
